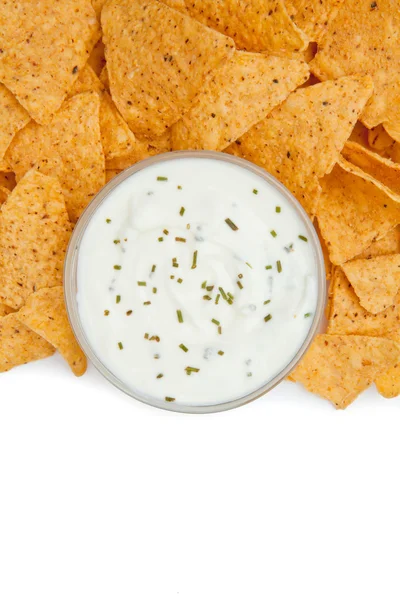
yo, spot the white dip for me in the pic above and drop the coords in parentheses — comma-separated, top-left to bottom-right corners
(77, 157, 319, 406)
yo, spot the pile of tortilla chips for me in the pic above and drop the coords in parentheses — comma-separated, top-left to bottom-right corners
(1, 0, 400, 408)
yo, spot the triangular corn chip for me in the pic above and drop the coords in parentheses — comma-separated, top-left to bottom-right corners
(290, 334, 400, 409)
(171, 52, 309, 151)
(102, 0, 235, 137)
(375, 331, 400, 398)
(17, 287, 87, 377)
(0, 83, 30, 161)
(0, 186, 10, 204)
(0, 312, 54, 372)
(0, 171, 15, 191)
(88, 39, 106, 76)
(0, 303, 13, 317)
(356, 227, 400, 260)
(342, 142, 400, 197)
(0, 170, 72, 310)
(287, 0, 344, 42)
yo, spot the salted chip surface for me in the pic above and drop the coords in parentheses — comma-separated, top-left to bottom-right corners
(317, 159, 400, 265)
(0, 171, 15, 191)
(102, 0, 235, 137)
(88, 40, 106, 76)
(227, 75, 373, 215)
(356, 227, 400, 260)
(0, 84, 30, 161)
(183, 0, 308, 53)
(106, 131, 172, 171)
(290, 334, 400, 409)
(310, 0, 400, 128)
(327, 268, 400, 336)
(171, 53, 309, 151)
(17, 287, 87, 377)
(375, 331, 400, 398)
(0, 186, 10, 204)
(342, 142, 400, 198)
(287, 0, 344, 42)
(0, 170, 72, 310)
(0, 312, 55, 373)
(342, 255, 400, 315)
(0, 1, 100, 125)
(0, 304, 13, 317)
(92, 0, 106, 18)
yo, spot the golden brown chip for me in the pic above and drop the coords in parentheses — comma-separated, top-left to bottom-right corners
(367, 125, 396, 155)
(106, 131, 172, 170)
(227, 75, 373, 215)
(349, 121, 369, 148)
(290, 334, 400, 409)
(0, 158, 11, 172)
(288, 0, 344, 42)
(343, 255, 400, 314)
(317, 159, 400, 265)
(0, 1, 100, 125)
(0, 83, 30, 161)
(88, 39, 106, 76)
(315, 219, 332, 280)
(17, 287, 87, 377)
(102, 0, 235, 137)
(356, 227, 400, 260)
(375, 331, 400, 398)
(310, 0, 400, 128)
(0, 169, 72, 310)
(0, 312, 55, 373)
(327, 268, 400, 336)
(382, 95, 400, 144)
(92, 0, 106, 18)
(183, 0, 308, 53)
(0, 303, 14, 317)
(0, 186, 10, 204)
(171, 52, 309, 151)
(99, 65, 110, 90)
(0, 171, 16, 191)
(106, 170, 122, 183)
(342, 142, 400, 197)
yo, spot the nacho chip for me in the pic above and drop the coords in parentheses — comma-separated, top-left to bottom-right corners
(0, 186, 10, 205)
(0, 312, 55, 373)
(288, 0, 344, 42)
(92, 0, 106, 18)
(0, 83, 30, 161)
(367, 125, 396, 154)
(317, 159, 400, 265)
(184, 0, 308, 53)
(0, 158, 11, 172)
(0, 1, 100, 124)
(310, 0, 400, 128)
(0, 169, 72, 310)
(375, 331, 400, 398)
(327, 268, 400, 336)
(17, 287, 87, 377)
(99, 66, 110, 90)
(382, 95, 400, 144)
(349, 121, 369, 148)
(343, 142, 400, 198)
(0, 303, 13, 317)
(356, 227, 400, 260)
(106, 170, 122, 183)
(88, 39, 106, 76)
(0, 171, 16, 191)
(391, 144, 400, 164)
(227, 75, 373, 215)
(102, 0, 235, 137)
(106, 131, 172, 170)
(171, 53, 309, 151)
(290, 334, 400, 409)
(315, 219, 332, 280)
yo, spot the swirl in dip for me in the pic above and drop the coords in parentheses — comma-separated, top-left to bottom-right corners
(77, 156, 319, 407)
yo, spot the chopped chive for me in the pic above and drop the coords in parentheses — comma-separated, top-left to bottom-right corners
(237, 280, 243, 289)
(265, 265, 272, 270)
(177, 185, 182, 190)
(126, 310, 133, 315)
(215, 293, 220, 305)
(225, 218, 238, 231)
(151, 264, 156, 273)
(179, 206, 185, 216)
(165, 396, 175, 402)
(177, 278, 183, 284)
(201, 280, 207, 289)
(211, 318, 220, 326)
(185, 366, 200, 374)
(247, 372, 253, 377)
(114, 265, 122, 270)
(277, 260, 282, 273)
(270, 230, 277, 238)
(149, 335, 160, 342)
(154, 354, 160, 359)
(143, 301, 151, 306)
(203, 295, 212, 301)
(177, 309, 183, 323)
(227, 298, 233, 305)
(158, 237, 164, 242)
(299, 235, 308, 242)
(175, 237, 186, 243)
(304, 312, 312, 318)
(104, 310, 110, 316)
(264, 314, 272, 322)
(218, 287, 227, 301)
(238, 273, 243, 279)
(113, 239, 120, 244)
(170, 275, 175, 280)
(152, 287, 157, 294)
(186, 224, 190, 230)
(163, 229, 169, 235)
(106, 218, 111, 223)
(157, 176, 168, 181)
(191, 250, 198, 269)
(218, 326, 222, 335)
(227, 292, 234, 300)
(137, 281, 146, 286)
(206, 285, 214, 292)
(116, 295, 121, 304)
(118, 342, 123, 350)
(276, 206, 281, 213)
(253, 189, 258, 195)
(144, 333, 149, 339)
(263, 300, 271, 305)
(179, 343, 188, 352)
(218, 350, 224, 356)
(156, 373, 164, 379)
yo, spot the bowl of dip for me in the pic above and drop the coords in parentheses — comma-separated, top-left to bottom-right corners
(64, 151, 325, 413)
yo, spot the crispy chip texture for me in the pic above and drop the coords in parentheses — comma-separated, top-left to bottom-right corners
(356, 227, 400, 260)
(106, 131, 172, 171)
(327, 268, 400, 336)
(102, 0, 235, 137)
(0, 312, 55, 372)
(184, 0, 308, 53)
(0, 170, 72, 310)
(92, 0, 106, 18)
(310, 0, 400, 128)
(375, 332, 400, 398)
(0, 303, 13, 317)
(290, 334, 400, 409)
(88, 39, 106, 76)
(342, 255, 400, 315)
(318, 160, 400, 265)
(0, 171, 16, 191)
(342, 142, 400, 197)
(288, 0, 344, 42)
(0, 186, 10, 204)
(0, 1, 100, 125)
(171, 53, 309, 151)
(0, 84, 30, 161)
(17, 287, 87, 377)
(227, 76, 373, 215)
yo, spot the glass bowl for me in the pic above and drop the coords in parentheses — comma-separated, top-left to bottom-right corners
(64, 150, 326, 413)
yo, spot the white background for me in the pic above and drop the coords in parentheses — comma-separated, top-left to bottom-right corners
(1, 354, 400, 600)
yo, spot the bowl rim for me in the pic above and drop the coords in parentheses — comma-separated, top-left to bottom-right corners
(64, 150, 326, 414)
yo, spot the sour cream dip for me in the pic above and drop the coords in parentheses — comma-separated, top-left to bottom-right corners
(72, 153, 323, 410)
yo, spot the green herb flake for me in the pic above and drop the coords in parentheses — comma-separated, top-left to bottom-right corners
(104, 310, 110, 316)
(177, 309, 184, 323)
(225, 218, 238, 231)
(149, 335, 160, 342)
(152, 287, 157, 294)
(177, 278, 183, 284)
(144, 333, 149, 339)
(137, 281, 147, 286)
(113, 239, 120, 244)
(298, 235, 308, 242)
(170, 275, 175, 280)
(118, 342, 123, 350)
(277, 260, 282, 273)
(114, 265, 122, 270)
(126, 310, 133, 316)
(276, 206, 281, 213)
(201, 280, 207, 289)
(218, 326, 222, 335)
(265, 265, 272, 270)
(237, 280, 243, 289)
(185, 366, 200, 375)
(203, 295, 212, 301)
(106, 218, 111, 223)
(263, 300, 271, 305)
(158, 237, 164, 242)
(206, 285, 214, 292)
(116, 295, 121, 304)
(179, 206, 185, 216)
(245, 262, 253, 269)
(218, 350, 224, 356)
(218, 287, 227, 301)
(151, 264, 156, 273)
(270, 230, 277, 238)
(163, 229, 169, 236)
(175, 237, 186, 243)
(179, 343, 188, 353)
(215, 294, 220, 305)
(156, 373, 164, 379)
(178, 185, 182, 190)
(143, 301, 151, 306)
(157, 176, 168, 181)
(238, 274, 243, 279)
(253, 189, 258, 195)
(304, 312, 312, 318)
(191, 250, 198, 269)
(154, 353, 160, 359)
(165, 396, 175, 402)
(264, 314, 272, 322)
(211, 318, 220, 326)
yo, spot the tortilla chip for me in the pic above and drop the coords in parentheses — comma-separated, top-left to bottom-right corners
(0, 312, 55, 373)
(184, 0, 308, 53)
(375, 331, 400, 398)
(102, 0, 235, 137)
(315, 219, 332, 280)
(349, 121, 369, 148)
(17, 287, 87, 377)
(99, 66, 110, 90)
(327, 268, 400, 336)
(288, 0, 344, 42)
(0, 186, 10, 204)
(0, 303, 14, 317)
(171, 52, 309, 151)
(106, 170, 122, 183)
(0, 1, 100, 125)
(367, 125, 395, 154)
(391, 144, 400, 164)
(227, 75, 373, 215)
(0, 169, 72, 310)
(290, 334, 400, 409)
(317, 159, 400, 265)
(382, 95, 400, 144)
(310, 0, 400, 128)
(88, 39, 106, 76)
(0, 158, 11, 172)
(106, 131, 172, 170)
(92, 0, 106, 18)
(356, 227, 400, 260)
(0, 171, 16, 191)
(0, 83, 30, 161)
(343, 141, 400, 199)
